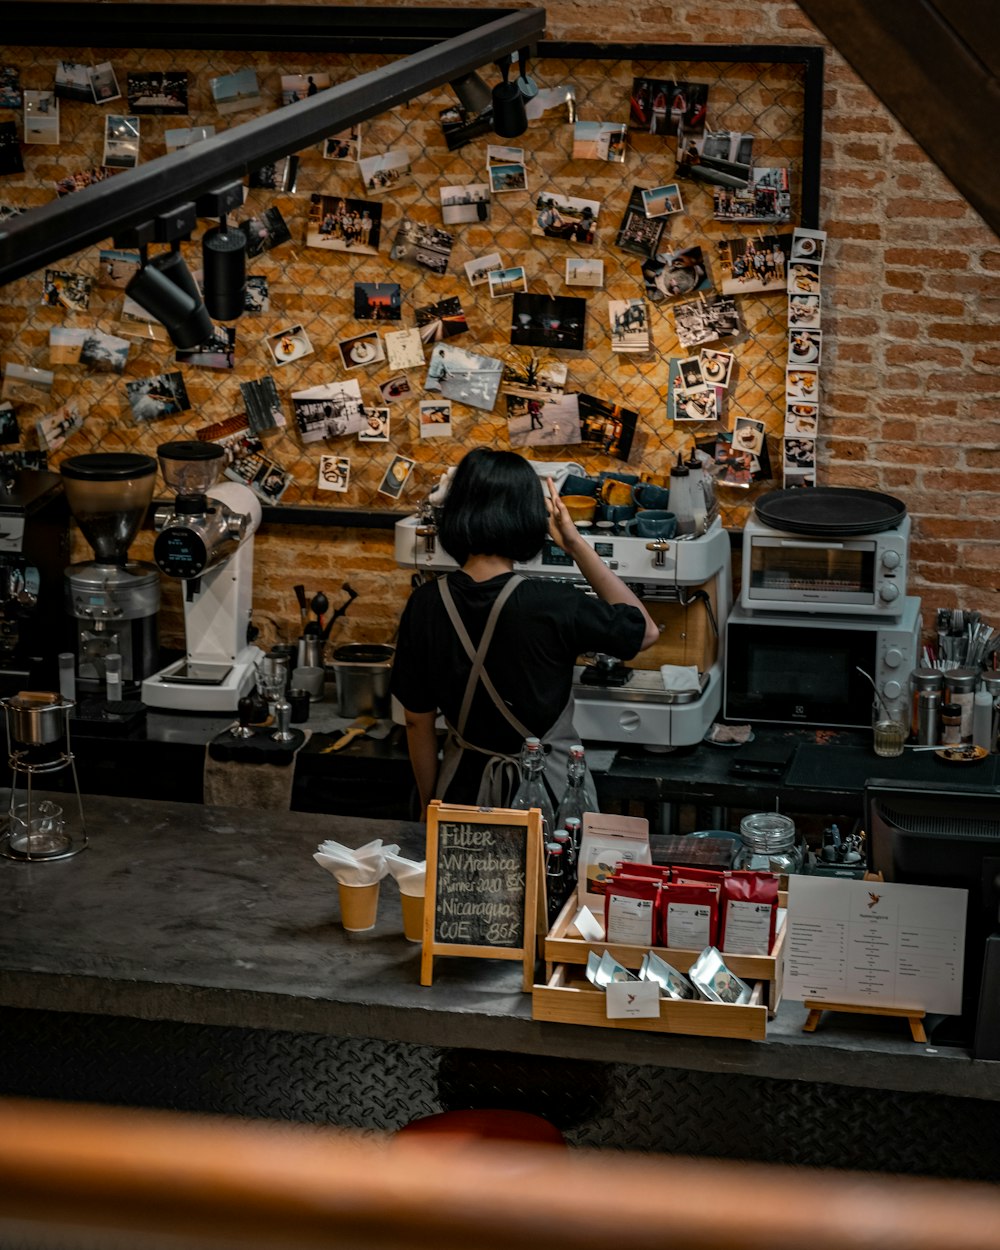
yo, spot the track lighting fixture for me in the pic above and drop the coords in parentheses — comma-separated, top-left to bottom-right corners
(491, 55, 528, 139)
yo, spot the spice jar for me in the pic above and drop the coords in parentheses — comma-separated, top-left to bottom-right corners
(908, 667, 943, 738)
(735, 813, 804, 875)
(940, 702, 962, 746)
(917, 689, 941, 746)
(943, 667, 978, 743)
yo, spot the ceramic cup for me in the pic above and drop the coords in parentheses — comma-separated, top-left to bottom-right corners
(632, 482, 671, 510)
(561, 494, 597, 522)
(597, 502, 637, 526)
(598, 478, 634, 507)
(292, 665, 325, 700)
(338, 880, 380, 932)
(561, 473, 599, 497)
(630, 509, 678, 539)
(400, 891, 425, 942)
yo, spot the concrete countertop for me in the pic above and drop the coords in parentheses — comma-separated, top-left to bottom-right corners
(1, 791, 998, 1104)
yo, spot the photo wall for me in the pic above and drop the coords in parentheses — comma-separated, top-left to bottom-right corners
(0, 44, 818, 526)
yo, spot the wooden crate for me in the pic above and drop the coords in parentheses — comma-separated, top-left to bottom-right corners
(532, 965, 769, 1041)
(543, 892, 786, 1016)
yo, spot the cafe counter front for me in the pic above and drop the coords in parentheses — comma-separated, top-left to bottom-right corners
(1, 793, 998, 1181)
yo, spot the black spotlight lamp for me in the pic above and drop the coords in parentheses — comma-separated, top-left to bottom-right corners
(118, 205, 213, 350)
(515, 48, 539, 102)
(450, 71, 493, 117)
(491, 55, 527, 139)
(198, 182, 247, 322)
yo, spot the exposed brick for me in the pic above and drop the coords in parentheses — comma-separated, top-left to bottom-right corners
(834, 342, 874, 363)
(883, 248, 969, 270)
(884, 269, 924, 292)
(884, 344, 964, 368)
(927, 323, 1000, 343)
(925, 273, 1000, 296)
(973, 348, 1000, 369)
(824, 221, 882, 240)
(893, 142, 928, 162)
(843, 141, 882, 161)
(885, 197, 969, 219)
(825, 114, 894, 134)
(881, 293, 965, 316)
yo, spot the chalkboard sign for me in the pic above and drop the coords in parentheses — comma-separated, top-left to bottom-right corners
(421, 801, 543, 991)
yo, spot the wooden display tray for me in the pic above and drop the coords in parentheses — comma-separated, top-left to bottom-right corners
(532, 965, 769, 1041)
(543, 892, 787, 1016)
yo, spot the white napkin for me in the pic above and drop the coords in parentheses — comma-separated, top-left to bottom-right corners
(385, 853, 427, 898)
(660, 664, 701, 693)
(313, 837, 399, 886)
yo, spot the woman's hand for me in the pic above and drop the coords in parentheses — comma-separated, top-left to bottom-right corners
(545, 478, 581, 554)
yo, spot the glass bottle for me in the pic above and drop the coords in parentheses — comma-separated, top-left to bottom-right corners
(544, 841, 566, 926)
(734, 813, 804, 875)
(554, 827, 576, 887)
(940, 702, 962, 746)
(556, 743, 598, 829)
(511, 736, 555, 837)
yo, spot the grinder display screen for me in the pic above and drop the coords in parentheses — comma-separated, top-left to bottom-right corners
(154, 527, 208, 578)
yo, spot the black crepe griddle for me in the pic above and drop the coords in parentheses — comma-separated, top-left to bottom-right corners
(754, 487, 906, 536)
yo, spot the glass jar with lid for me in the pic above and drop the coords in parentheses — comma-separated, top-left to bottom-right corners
(735, 813, 804, 874)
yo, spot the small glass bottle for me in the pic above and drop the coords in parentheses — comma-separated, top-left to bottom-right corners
(553, 827, 576, 887)
(940, 702, 962, 746)
(544, 841, 566, 926)
(974, 686, 994, 752)
(556, 743, 598, 829)
(511, 736, 555, 838)
(734, 813, 804, 875)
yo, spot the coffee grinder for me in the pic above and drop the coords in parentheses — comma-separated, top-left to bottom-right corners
(141, 442, 263, 712)
(61, 454, 160, 694)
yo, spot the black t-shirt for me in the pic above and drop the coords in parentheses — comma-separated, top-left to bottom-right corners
(391, 571, 646, 801)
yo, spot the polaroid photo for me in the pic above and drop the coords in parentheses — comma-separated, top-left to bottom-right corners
(733, 416, 767, 459)
(176, 326, 236, 370)
(199, 413, 258, 459)
(0, 67, 22, 109)
(786, 365, 819, 402)
(613, 185, 667, 259)
(678, 356, 707, 394)
(98, 248, 140, 289)
(715, 439, 755, 488)
(785, 402, 819, 437)
(0, 122, 23, 175)
(240, 206, 292, 258)
(239, 376, 285, 434)
(487, 143, 524, 166)
(378, 455, 416, 500)
(506, 392, 582, 449)
(0, 402, 17, 445)
(318, 455, 351, 493)
(465, 252, 503, 287)
(380, 375, 412, 405)
(787, 260, 822, 295)
(281, 73, 330, 106)
(103, 115, 140, 169)
(418, 400, 453, 439)
(42, 270, 92, 312)
(718, 233, 791, 296)
(127, 71, 188, 115)
(1, 363, 54, 402)
(49, 327, 87, 366)
(89, 62, 120, 104)
(440, 182, 491, 225)
(244, 275, 270, 313)
(416, 296, 468, 343)
(488, 162, 527, 194)
(501, 354, 567, 399)
(338, 331, 384, 370)
(79, 329, 130, 374)
(642, 245, 712, 304)
(791, 227, 827, 265)
(354, 282, 401, 321)
(23, 91, 59, 145)
(323, 126, 361, 161)
(246, 457, 291, 504)
(125, 372, 190, 423)
(164, 125, 215, 153)
(54, 60, 93, 102)
(307, 195, 381, 255)
(249, 156, 298, 192)
(359, 148, 413, 195)
(209, 68, 263, 115)
(55, 167, 119, 198)
(36, 404, 83, 453)
(628, 77, 676, 135)
(291, 379, 365, 442)
(572, 121, 626, 162)
(789, 328, 822, 367)
(488, 265, 527, 298)
(266, 324, 314, 368)
(673, 384, 719, 424)
(439, 103, 493, 153)
(700, 348, 734, 389)
(784, 435, 817, 471)
(566, 257, 604, 288)
(783, 464, 816, 490)
(425, 343, 503, 412)
(788, 293, 821, 329)
(390, 217, 453, 274)
(714, 167, 791, 224)
(641, 183, 684, 219)
(358, 407, 390, 442)
(609, 299, 649, 353)
(577, 393, 638, 461)
(533, 193, 599, 244)
(384, 327, 425, 371)
(511, 293, 586, 351)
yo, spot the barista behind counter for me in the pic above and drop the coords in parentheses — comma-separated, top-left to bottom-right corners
(390, 449, 659, 815)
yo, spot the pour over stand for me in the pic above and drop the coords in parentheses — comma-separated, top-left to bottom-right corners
(2, 701, 88, 862)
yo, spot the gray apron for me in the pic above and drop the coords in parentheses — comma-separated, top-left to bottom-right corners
(433, 574, 583, 812)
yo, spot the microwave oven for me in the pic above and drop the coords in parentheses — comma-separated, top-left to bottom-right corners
(740, 514, 910, 615)
(724, 596, 921, 728)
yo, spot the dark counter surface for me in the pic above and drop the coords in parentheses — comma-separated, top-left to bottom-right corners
(2, 791, 999, 1103)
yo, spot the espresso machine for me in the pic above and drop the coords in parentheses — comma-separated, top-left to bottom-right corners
(141, 442, 263, 713)
(61, 454, 160, 694)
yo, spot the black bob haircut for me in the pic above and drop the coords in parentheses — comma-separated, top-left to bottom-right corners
(438, 448, 548, 566)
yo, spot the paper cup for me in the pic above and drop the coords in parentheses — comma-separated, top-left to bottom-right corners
(400, 891, 425, 943)
(338, 881, 380, 932)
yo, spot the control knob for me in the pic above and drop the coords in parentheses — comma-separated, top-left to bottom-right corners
(883, 679, 903, 701)
(882, 550, 901, 570)
(883, 647, 904, 669)
(878, 582, 899, 603)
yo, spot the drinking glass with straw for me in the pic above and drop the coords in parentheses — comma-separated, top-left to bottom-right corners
(858, 666, 905, 758)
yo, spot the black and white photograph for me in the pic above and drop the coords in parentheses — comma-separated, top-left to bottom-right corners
(176, 325, 236, 370)
(240, 206, 292, 258)
(244, 275, 270, 313)
(102, 115, 140, 169)
(359, 148, 413, 195)
(714, 167, 791, 224)
(126, 71, 189, 115)
(676, 128, 753, 187)
(505, 391, 581, 449)
(354, 282, 401, 321)
(718, 234, 789, 295)
(209, 68, 263, 114)
(787, 260, 822, 295)
(641, 182, 684, 219)
(384, 327, 425, 371)
(266, 323, 314, 367)
(239, 376, 285, 434)
(533, 192, 599, 244)
(125, 371, 190, 422)
(425, 343, 503, 412)
(0, 121, 22, 175)
(511, 293, 586, 351)
(416, 296, 468, 342)
(337, 330, 384, 370)
(572, 121, 626, 162)
(89, 62, 120, 103)
(79, 328, 130, 374)
(700, 348, 734, 388)
(377, 454, 416, 500)
(54, 60, 93, 102)
(42, 269, 92, 312)
(464, 251, 503, 287)
(488, 162, 527, 194)
(614, 185, 667, 259)
(783, 464, 816, 490)
(49, 326, 86, 365)
(788, 293, 821, 328)
(784, 435, 816, 470)
(565, 257, 604, 287)
(291, 379, 366, 443)
(678, 355, 707, 393)
(280, 73, 330, 105)
(0, 402, 18, 444)
(578, 393, 638, 461)
(672, 384, 719, 424)
(0, 66, 22, 109)
(36, 403, 83, 452)
(609, 298, 649, 353)
(790, 227, 827, 265)
(390, 217, 453, 274)
(307, 195, 380, 255)
(323, 126, 361, 162)
(785, 365, 819, 402)
(226, 448, 290, 503)
(440, 182, 490, 225)
(488, 265, 527, 298)
(642, 245, 711, 303)
(789, 328, 822, 367)
(23, 91, 59, 144)
(418, 400, 453, 439)
(501, 353, 567, 400)
(673, 295, 741, 349)
(785, 402, 818, 436)
(358, 407, 389, 442)
(379, 375, 412, 405)
(249, 155, 298, 192)
(318, 455, 351, 493)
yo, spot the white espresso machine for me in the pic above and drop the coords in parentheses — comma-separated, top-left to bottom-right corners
(141, 442, 263, 713)
(395, 486, 731, 750)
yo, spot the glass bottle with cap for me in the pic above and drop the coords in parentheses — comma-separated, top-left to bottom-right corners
(909, 666, 943, 738)
(734, 812, 804, 875)
(943, 667, 978, 743)
(511, 736, 555, 838)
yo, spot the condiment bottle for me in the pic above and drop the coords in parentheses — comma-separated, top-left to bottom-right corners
(667, 451, 698, 535)
(511, 736, 555, 838)
(909, 666, 943, 738)
(683, 446, 708, 535)
(917, 689, 940, 746)
(974, 686, 994, 751)
(943, 667, 978, 743)
(940, 702, 962, 746)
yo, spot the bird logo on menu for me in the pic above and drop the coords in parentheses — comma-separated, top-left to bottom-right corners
(867, 891, 881, 910)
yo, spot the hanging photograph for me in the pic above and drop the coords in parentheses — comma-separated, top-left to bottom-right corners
(176, 326, 236, 370)
(239, 376, 285, 433)
(379, 374, 412, 404)
(713, 168, 791, 224)
(318, 455, 351, 492)
(673, 295, 741, 349)
(506, 392, 582, 448)
(717, 234, 790, 295)
(510, 293, 586, 351)
(700, 348, 734, 388)
(785, 366, 819, 402)
(464, 252, 503, 287)
(79, 329, 130, 374)
(440, 182, 491, 225)
(565, 257, 604, 287)
(249, 156, 298, 192)
(0, 121, 23, 175)
(0, 67, 22, 109)
(125, 371, 190, 422)
(209, 68, 263, 114)
(0, 402, 17, 443)
(641, 183, 684, 219)
(425, 343, 503, 411)
(354, 282, 401, 321)
(359, 148, 414, 195)
(324, 126, 361, 161)
(642, 245, 711, 303)
(488, 162, 527, 194)
(338, 331, 385, 370)
(384, 328, 425, 371)
(291, 379, 366, 442)
(378, 454, 416, 499)
(676, 129, 753, 188)
(488, 265, 527, 298)
(614, 185, 667, 259)
(307, 196, 380, 255)
(240, 206, 292, 257)
(788, 293, 821, 329)
(628, 77, 675, 135)
(49, 326, 87, 366)
(266, 324, 314, 367)
(89, 62, 121, 104)
(41, 270, 92, 312)
(787, 260, 821, 295)
(54, 60, 93, 102)
(126, 71, 189, 114)
(501, 352, 567, 400)
(358, 407, 390, 442)
(533, 193, 599, 244)
(37, 404, 83, 452)
(416, 296, 468, 343)
(785, 402, 819, 436)
(244, 275, 270, 313)
(609, 299, 649, 353)
(102, 115, 140, 169)
(164, 125, 215, 153)
(281, 73, 330, 105)
(577, 393, 638, 461)
(23, 91, 59, 144)
(572, 121, 627, 162)
(418, 400, 453, 439)
(789, 328, 822, 367)
(389, 217, 453, 274)
(790, 227, 827, 264)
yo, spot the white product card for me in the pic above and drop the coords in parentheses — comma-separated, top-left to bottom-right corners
(666, 901, 712, 949)
(571, 905, 605, 942)
(723, 900, 774, 955)
(606, 892, 655, 945)
(577, 813, 650, 911)
(606, 979, 660, 1019)
(784, 877, 967, 1015)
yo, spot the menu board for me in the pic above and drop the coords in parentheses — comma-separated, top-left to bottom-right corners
(421, 801, 543, 991)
